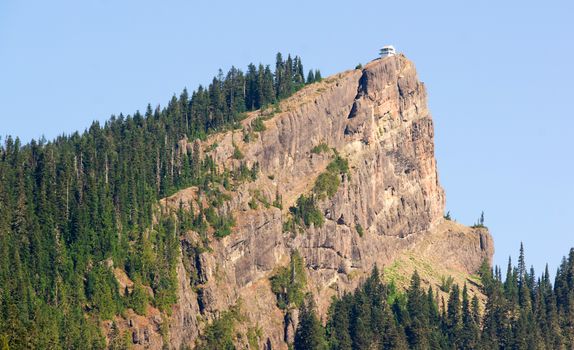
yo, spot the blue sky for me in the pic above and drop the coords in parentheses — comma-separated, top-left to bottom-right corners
(1, 0, 573, 276)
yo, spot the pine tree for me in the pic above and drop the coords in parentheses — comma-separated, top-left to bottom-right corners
(326, 298, 352, 350)
(350, 290, 373, 349)
(306, 70, 315, 84)
(274, 52, 284, 98)
(504, 257, 518, 304)
(405, 271, 430, 349)
(284, 54, 294, 97)
(460, 284, 478, 349)
(446, 284, 461, 347)
(381, 303, 409, 350)
(426, 286, 444, 348)
(471, 295, 480, 326)
(518, 242, 526, 283)
(130, 276, 148, 315)
(262, 65, 276, 106)
(245, 63, 258, 110)
(294, 298, 327, 350)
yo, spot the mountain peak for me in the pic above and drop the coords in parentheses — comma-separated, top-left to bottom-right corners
(147, 54, 493, 348)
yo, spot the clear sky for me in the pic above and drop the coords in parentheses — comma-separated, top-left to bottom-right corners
(1, 0, 573, 276)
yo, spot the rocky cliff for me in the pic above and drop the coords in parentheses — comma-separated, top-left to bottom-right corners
(111, 54, 493, 349)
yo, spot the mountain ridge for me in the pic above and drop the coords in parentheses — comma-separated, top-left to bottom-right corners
(120, 54, 493, 349)
(0, 51, 493, 349)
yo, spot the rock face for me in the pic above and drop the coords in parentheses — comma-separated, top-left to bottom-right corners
(125, 54, 493, 349)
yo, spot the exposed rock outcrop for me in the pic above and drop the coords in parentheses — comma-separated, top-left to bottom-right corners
(118, 54, 493, 349)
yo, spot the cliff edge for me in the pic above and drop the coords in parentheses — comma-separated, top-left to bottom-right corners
(111, 54, 494, 349)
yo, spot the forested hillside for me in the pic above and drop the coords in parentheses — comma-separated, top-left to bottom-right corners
(293, 245, 574, 349)
(0, 53, 320, 349)
(3, 49, 571, 350)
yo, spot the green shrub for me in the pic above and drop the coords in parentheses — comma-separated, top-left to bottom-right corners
(243, 129, 253, 143)
(232, 144, 244, 159)
(471, 211, 486, 228)
(85, 265, 122, 320)
(248, 197, 259, 210)
(251, 189, 270, 208)
(207, 142, 218, 152)
(247, 326, 262, 349)
(129, 276, 148, 316)
(213, 214, 236, 239)
(311, 143, 330, 154)
(251, 117, 267, 132)
(440, 275, 455, 292)
(153, 270, 178, 312)
(355, 224, 364, 237)
(313, 172, 340, 199)
(312, 155, 349, 199)
(199, 304, 243, 349)
(231, 162, 258, 183)
(273, 103, 282, 114)
(283, 217, 297, 233)
(201, 205, 236, 239)
(270, 251, 307, 310)
(250, 162, 259, 181)
(290, 195, 324, 228)
(204, 206, 218, 225)
(284, 155, 349, 232)
(236, 112, 248, 121)
(210, 188, 230, 208)
(327, 154, 349, 175)
(272, 191, 283, 209)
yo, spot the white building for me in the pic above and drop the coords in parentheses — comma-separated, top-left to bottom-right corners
(380, 45, 396, 58)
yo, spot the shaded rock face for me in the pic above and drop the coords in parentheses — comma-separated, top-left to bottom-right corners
(168, 255, 201, 348)
(149, 55, 493, 349)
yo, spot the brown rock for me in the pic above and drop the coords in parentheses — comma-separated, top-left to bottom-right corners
(116, 54, 493, 349)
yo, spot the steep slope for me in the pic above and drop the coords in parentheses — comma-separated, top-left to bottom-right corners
(114, 54, 493, 349)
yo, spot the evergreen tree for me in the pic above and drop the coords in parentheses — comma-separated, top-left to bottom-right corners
(262, 65, 276, 106)
(129, 276, 148, 315)
(350, 290, 373, 349)
(381, 303, 409, 350)
(307, 70, 315, 84)
(504, 257, 519, 304)
(446, 284, 461, 347)
(460, 284, 479, 349)
(275, 52, 284, 98)
(294, 299, 327, 350)
(326, 296, 352, 350)
(0, 52, 317, 349)
(405, 271, 430, 349)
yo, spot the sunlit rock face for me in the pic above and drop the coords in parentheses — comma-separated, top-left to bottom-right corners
(116, 55, 493, 350)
